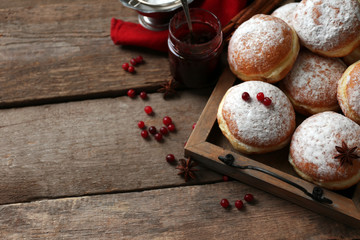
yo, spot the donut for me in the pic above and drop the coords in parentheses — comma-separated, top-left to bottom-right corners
(217, 81, 296, 154)
(292, 0, 360, 57)
(337, 60, 360, 125)
(271, 2, 299, 27)
(343, 47, 360, 66)
(289, 111, 360, 190)
(278, 49, 347, 116)
(228, 14, 300, 83)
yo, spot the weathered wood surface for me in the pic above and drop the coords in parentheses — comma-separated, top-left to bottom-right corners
(0, 0, 169, 108)
(1, 182, 360, 239)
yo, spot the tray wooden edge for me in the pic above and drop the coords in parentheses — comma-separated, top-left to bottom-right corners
(184, 68, 360, 228)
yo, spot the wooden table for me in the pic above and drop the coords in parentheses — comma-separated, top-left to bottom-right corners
(1, 0, 360, 238)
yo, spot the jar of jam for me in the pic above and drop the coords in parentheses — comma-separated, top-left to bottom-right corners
(168, 8, 223, 88)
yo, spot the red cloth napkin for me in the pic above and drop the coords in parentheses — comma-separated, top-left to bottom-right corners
(111, 0, 247, 52)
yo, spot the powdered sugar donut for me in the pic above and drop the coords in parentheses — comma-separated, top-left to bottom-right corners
(228, 14, 299, 83)
(217, 81, 296, 154)
(279, 49, 347, 116)
(337, 60, 360, 125)
(292, 0, 360, 57)
(289, 111, 360, 190)
(271, 2, 299, 27)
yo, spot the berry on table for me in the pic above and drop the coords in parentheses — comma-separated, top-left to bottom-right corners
(141, 130, 149, 138)
(127, 89, 136, 98)
(130, 58, 137, 66)
(144, 106, 153, 115)
(167, 123, 176, 132)
(139, 91, 147, 99)
(148, 126, 157, 135)
(222, 175, 229, 181)
(163, 116, 172, 126)
(128, 66, 135, 73)
(137, 121, 145, 129)
(160, 126, 168, 135)
(242, 92, 250, 101)
(244, 193, 254, 203)
(122, 63, 129, 71)
(154, 133, 163, 141)
(256, 92, 264, 102)
(166, 154, 175, 163)
(235, 200, 244, 210)
(263, 97, 272, 106)
(220, 198, 230, 208)
(135, 55, 144, 64)
(192, 122, 196, 129)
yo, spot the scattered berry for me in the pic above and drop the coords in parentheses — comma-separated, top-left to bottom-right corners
(256, 92, 264, 102)
(160, 126, 168, 135)
(242, 92, 250, 101)
(244, 193, 254, 203)
(122, 63, 129, 71)
(139, 91, 147, 99)
(154, 133, 163, 141)
(141, 130, 149, 138)
(137, 121, 145, 129)
(167, 123, 176, 132)
(192, 122, 196, 129)
(235, 200, 244, 210)
(128, 66, 135, 73)
(166, 154, 175, 163)
(222, 175, 229, 181)
(220, 199, 230, 208)
(144, 106, 153, 115)
(163, 116, 172, 126)
(263, 97, 272, 106)
(135, 55, 144, 64)
(148, 126, 157, 135)
(127, 89, 136, 98)
(130, 58, 137, 66)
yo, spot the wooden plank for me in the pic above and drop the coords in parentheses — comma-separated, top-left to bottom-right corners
(1, 181, 360, 239)
(0, 0, 170, 107)
(0, 90, 222, 204)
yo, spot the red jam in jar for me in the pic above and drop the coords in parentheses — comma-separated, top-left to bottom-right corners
(168, 8, 223, 88)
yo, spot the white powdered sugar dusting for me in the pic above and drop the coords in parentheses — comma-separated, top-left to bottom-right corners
(222, 81, 294, 146)
(347, 68, 360, 114)
(291, 111, 360, 179)
(282, 49, 346, 106)
(271, 2, 299, 26)
(293, 0, 360, 51)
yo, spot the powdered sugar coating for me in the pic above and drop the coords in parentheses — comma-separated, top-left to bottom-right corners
(346, 66, 360, 115)
(293, 0, 360, 53)
(271, 2, 299, 26)
(290, 111, 360, 181)
(228, 14, 293, 75)
(222, 81, 295, 147)
(280, 49, 346, 109)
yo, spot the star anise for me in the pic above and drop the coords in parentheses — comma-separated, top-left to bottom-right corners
(157, 77, 178, 98)
(334, 141, 359, 166)
(176, 157, 199, 182)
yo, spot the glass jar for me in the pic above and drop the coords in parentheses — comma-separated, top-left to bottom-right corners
(167, 8, 223, 88)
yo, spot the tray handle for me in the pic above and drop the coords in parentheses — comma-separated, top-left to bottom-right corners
(219, 154, 332, 204)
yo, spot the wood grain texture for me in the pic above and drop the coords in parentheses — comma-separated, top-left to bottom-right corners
(0, 0, 170, 107)
(1, 181, 360, 239)
(0, 90, 221, 204)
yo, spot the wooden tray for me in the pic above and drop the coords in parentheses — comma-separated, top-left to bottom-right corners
(184, 68, 360, 228)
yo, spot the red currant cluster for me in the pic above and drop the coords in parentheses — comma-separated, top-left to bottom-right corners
(138, 116, 176, 142)
(127, 89, 147, 99)
(220, 193, 254, 210)
(122, 55, 144, 73)
(242, 91, 272, 106)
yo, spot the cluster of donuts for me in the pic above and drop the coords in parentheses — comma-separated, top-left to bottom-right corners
(217, 0, 360, 190)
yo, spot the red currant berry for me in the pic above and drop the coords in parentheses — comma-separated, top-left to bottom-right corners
(122, 63, 129, 71)
(141, 130, 149, 138)
(160, 126, 168, 135)
(144, 106, 153, 115)
(166, 154, 175, 163)
(135, 55, 143, 64)
(167, 123, 176, 132)
(235, 200, 244, 210)
(154, 133, 163, 141)
(162, 116, 172, 126)
(127, 89, 136, 98)
(148, 126, 157, 135)
(128, 66, 135, 73)
(130, 58, 137, 66)
(222, 175, 229, 181)
(192, 122, 196, 129)
(242, 92, 250, 101)
(244, 193, 254, 203)
(256, 92, 264, 102)
(220, 199, 230, 208)
(263, 97, 272, 106)
(137, 121, 145, 129)
(139, 91, 147, 99)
